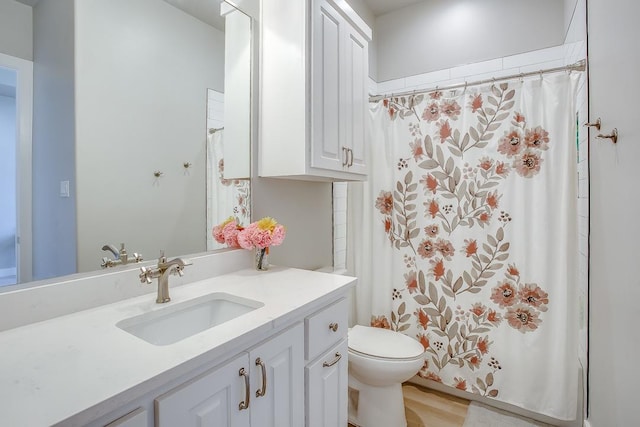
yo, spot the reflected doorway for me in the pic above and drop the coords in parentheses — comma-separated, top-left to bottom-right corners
(0, 52, 33, 286)
(0, 66, 17, 286)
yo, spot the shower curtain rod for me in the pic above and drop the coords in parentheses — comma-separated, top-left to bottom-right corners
(368, 59, 586, 102)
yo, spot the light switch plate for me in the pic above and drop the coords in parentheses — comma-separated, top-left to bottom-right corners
(60, 180, 70, 198)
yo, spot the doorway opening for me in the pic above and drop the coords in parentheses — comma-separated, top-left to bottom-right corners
(0, 52, 33, 286)
(0, 66, 17, 286)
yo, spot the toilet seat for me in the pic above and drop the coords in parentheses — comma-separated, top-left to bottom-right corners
(348, 325, 424, 360)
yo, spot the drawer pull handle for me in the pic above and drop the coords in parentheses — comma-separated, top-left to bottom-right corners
(342, 147, 349, 166)
(255, 358, 267, 398)
(238, 367, 250, 410)
(329, 322, 339, 332)
(347, 148, 354, 167)
(323, 352, 342, 368)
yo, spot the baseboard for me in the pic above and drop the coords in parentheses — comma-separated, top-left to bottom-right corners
(0, 267, 16, 277)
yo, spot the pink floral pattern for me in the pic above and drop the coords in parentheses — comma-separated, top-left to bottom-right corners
(370, 84, 552, 399)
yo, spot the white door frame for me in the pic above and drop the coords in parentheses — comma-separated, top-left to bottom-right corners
(0, 52, 33, 283)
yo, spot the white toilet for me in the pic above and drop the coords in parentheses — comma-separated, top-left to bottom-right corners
(348, 325, 425, 427)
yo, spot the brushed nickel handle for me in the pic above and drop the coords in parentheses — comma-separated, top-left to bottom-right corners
(238, 367, 250, 410)
(347, 148, 354, 167)
(323, 352, 342, 368)
(255, 358, 267, 398)
(584, 117, 601, 130)
(329, 322, 339, 332)
(342, 147, 348, 166)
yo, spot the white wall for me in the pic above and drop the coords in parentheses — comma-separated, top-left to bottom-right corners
(345, 0, 377, 81)
(0, 95, 16, 271)
(31, 0, 77, 280)
(0, 1, 32, 61)
(74, 0, 224, 272)
(562, 0, 588, 420)
(251, 179, 334, 271)
(375, 0, 565, 82)
(588, 0, 640, 425)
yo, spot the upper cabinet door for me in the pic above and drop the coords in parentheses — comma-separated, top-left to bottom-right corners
(311, 0, 345, 172)
(155, 354, 251, 427)
(344, 26, 368, 175)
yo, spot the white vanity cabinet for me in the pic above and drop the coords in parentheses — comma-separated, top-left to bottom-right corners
(305, 298, 349, 426)
(155, 354, 250, 426)
(248, 323, 304, 426)
(155, 324, 304, 427)
(1, 265, 356, 427)
(260, 0, 372, 181)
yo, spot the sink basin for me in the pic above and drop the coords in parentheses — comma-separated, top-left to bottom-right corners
(117, 292, 264, 346)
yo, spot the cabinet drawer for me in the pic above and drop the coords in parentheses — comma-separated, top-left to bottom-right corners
(305, 339, 348, 427)
(305, 298, 347, 361)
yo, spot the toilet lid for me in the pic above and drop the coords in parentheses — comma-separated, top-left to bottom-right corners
(348, 325, 425, 359)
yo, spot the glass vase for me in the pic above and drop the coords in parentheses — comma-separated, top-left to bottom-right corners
(255, 247, 269, 271)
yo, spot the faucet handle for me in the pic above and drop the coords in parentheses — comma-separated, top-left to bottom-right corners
(132, 253, 143, 263)
(139, 267, 153, 284)
(101, 257, 111, 269)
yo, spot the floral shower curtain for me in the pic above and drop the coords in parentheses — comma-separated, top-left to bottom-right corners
(347, 73, 579, 419)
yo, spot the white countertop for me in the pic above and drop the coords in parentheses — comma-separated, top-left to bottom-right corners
(0, 267, 355, 426)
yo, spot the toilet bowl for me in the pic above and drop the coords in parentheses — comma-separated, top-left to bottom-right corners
(347, 325, 425, 427)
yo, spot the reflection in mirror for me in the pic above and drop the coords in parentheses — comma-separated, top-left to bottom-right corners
(206, 93, 251, 251)
(0, 0, 252, 288)
(206, 4, 252, 250)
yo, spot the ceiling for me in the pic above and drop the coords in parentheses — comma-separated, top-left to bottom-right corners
(162, 0, 225, 30)
(14, 0, 226, 31)
(14, 0, 417, 29)
(361, 0, 424, 16)
(14, 0, 39, 6)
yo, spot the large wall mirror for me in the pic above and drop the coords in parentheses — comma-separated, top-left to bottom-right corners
(0, 0, 253, 288)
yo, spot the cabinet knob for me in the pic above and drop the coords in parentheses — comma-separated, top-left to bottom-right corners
(329, 322, 339, 332)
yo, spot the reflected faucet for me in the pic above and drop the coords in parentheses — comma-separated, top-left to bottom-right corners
(139, 251, 192, 303)
(102, 244, 119, 259)
(101, 243, 143, 268)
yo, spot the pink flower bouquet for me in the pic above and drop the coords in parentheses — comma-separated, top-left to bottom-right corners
(212, 217, 244, 248)
(238, 217, 286, 250)
(238, 217, 286, 270)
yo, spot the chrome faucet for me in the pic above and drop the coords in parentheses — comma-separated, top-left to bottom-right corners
(101, 243, 143, 268)
(139, 251, 192, 303)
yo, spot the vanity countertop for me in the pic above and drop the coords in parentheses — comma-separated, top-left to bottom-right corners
(0, 267, 355, 426)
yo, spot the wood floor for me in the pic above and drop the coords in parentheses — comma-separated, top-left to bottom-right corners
(349, 383, 470, 427)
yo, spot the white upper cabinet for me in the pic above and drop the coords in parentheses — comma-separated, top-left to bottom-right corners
(260, 0, 372, 181)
